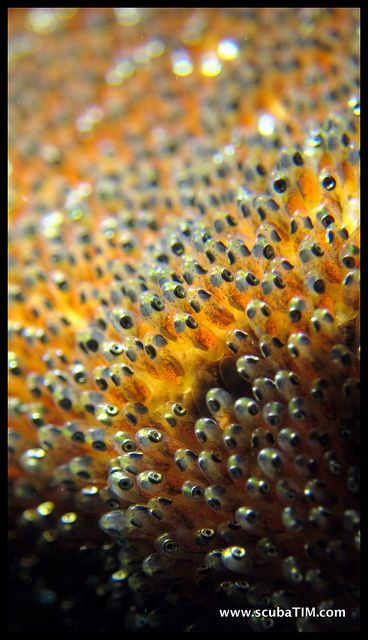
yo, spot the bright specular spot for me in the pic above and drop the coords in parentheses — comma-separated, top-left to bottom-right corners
(114, 8, 142, 26)
(217, 38, 239, 60)
(200, 53, 222, 77)
(258, 113, 276, 136)
(171, 49, 193, 77)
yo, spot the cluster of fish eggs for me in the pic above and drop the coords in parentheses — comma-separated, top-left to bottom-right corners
(9, 8, 359, 632)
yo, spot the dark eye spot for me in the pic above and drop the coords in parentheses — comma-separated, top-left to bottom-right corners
(342, 256, 355, 269)
(174, 285, 186, 298)
(222, 269, 233, 282)
(190, 300, 201, 313)
(303, 216, 313, 229)
(74, 372, 86, 384)
(72, 431, 85, 443)
(96, 378, 108, 391)
(119, 315, 133, 329)
(293, 152, 304, 166)
(341, 133, 350, 146)
(240, 203, 251, 218)
(59, 398, 72, 410)
(322, 175, 336, 190)
(145, 345, 157, 359)
(290, 219, 298, 234)
(344, 273, 355, 286)
(246, 273, 259, 286)
(274, 275, 285, 289)
(272, 337, 283, 347)
(261, 344, 271, 357)
(118, 477, 133, 490)
(171, 242, 184, 256)
(261, 304, 271, 317)
(263, 244, 275, 259)
(322, 214, 335, 228)
(173, 403, 186, 416)
(86, 338, 99, 352)
(93, 440, 106, 451)
(273, 178, 287, 193)
(341, 352, 352, 366)
(151, 297, 164, 311)
(313, 279, 325, 294)
(186, 315, 198, 329)
(208, 399, 220, 413)
(311, 244, 324, 257)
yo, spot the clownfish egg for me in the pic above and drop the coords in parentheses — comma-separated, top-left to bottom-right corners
(257, 448, 284, 477)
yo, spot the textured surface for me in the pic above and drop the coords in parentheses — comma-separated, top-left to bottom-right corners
(9, 8, 359, 632)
